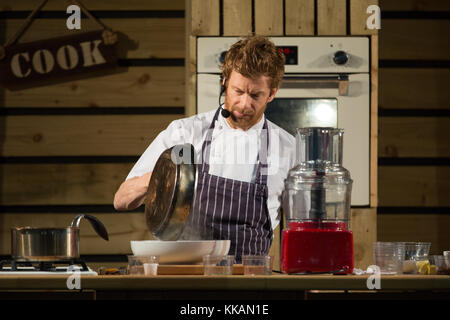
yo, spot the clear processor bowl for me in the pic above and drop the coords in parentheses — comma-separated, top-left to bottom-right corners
(282, 127, 353, 229)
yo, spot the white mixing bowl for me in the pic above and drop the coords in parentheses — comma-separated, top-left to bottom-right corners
(130, 240, 231, 264)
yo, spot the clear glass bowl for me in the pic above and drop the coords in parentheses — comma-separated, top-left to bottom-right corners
(404, 242, 431, 260)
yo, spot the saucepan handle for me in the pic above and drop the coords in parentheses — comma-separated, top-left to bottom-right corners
(71, 214, 109, 241)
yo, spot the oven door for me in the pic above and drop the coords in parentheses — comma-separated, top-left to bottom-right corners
(196, 73, 370, 206)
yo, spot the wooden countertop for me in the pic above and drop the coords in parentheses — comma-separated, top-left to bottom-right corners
(0, 274, 449, 291)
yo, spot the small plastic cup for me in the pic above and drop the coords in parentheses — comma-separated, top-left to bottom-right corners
(373, 242, 405, 275)
(203, 255, 234, 276)
(444, 251, 450, 268)
(428, 255, 450, 275)
(242, 255, 273, 276)
(127, 255, 159, 276)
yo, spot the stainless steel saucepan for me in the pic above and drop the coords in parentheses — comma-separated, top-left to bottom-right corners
(145, 144, 196, 240)
(11, 214, 109, 261)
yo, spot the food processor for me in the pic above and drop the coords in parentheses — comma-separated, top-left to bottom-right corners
(281, 127, 354, 274)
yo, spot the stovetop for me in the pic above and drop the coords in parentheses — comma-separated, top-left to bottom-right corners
(0, 259, 97, 275)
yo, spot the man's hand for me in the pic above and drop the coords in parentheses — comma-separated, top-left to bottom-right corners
(113, 172, 152, 211)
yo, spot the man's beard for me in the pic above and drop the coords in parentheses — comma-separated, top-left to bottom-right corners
(224, 102, 265, 130)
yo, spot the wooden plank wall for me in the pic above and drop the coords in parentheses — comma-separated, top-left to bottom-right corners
(0, 0, 186, 264)
(0, 0, 440, 268)
(187, 0, 379, 269)
(378, 0, 450, 254)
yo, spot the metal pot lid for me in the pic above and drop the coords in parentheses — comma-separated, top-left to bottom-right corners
(145, 144, 196, 240)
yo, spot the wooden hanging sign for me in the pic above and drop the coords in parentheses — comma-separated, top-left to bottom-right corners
(0, 30, 118, 89)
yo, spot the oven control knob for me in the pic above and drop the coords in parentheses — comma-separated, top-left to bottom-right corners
(333, 51, 349, 65)
(219, 50, 227, 63)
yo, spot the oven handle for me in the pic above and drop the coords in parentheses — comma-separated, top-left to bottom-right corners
(280, 74, 349, 96)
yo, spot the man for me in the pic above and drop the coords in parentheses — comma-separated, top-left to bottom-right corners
(114, 36, 295, 262)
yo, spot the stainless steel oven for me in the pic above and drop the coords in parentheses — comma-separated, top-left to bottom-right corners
(196, 37, 370, 206)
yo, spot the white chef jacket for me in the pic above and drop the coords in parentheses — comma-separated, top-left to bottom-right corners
(126, 109, 296, 230)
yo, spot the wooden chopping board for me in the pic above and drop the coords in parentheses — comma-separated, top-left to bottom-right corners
(157, 264, 244, 275)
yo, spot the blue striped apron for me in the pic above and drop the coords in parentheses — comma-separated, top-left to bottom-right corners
(187, 108, 273, 263)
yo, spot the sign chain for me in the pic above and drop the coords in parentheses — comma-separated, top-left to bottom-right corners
(0, 0, 115, 60)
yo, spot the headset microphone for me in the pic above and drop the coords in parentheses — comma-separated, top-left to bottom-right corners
(219, 81, 231, 118)
(221, 107, 231, 118)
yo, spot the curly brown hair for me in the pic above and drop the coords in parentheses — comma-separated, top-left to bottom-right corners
(220, 35, 285, 90)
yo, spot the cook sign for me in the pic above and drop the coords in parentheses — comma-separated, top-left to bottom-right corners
(0, 30, 118, 89)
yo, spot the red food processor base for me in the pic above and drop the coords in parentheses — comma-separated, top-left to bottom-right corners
(281, 222, 354, 274)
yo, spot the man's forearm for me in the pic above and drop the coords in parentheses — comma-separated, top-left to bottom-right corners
(113, 172, 152, 211)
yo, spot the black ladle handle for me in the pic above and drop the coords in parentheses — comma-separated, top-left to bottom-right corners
(71, 214, 109, 241)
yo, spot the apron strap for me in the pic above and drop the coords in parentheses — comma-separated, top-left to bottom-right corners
(255, 119, 269, 185)
(200, 108, 221, 172)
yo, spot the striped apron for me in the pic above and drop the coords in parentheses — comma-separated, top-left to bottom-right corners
(186, 108, 273, 263)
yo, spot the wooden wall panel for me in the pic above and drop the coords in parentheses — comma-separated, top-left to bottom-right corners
(0, 1, 186, 260)
(0, 19, 185, 59)
(2, 67, 184, 107)
(0, 163, 133, 205)
(379, 166, 450, 207)
(380, 20, 450, 60)
(186, 0, 219, 115)
(0, 0, 185, 11)
(380, 68, 450, 110)
(0, 213, 152, 255)
(350, 0, 379, 35)
(1, 114, 181, 156)
(268, 226, 280, 271)
(370, 35, 379, 207)
(378, 1, 450, 255)
(190, 0, 220, 35)
(317, 0, 347, 35)
(185, 0, 196, 116)
(379, 117, 450, 158)
(285, 0, 315, 35)
(351, 208, 377, 269)
(379, 0, 450, 11)
(378, 214, 450, 255)
(223, 0, 252, 36)
(254, 0, 284, 36)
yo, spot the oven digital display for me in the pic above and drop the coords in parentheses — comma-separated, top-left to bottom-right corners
(277, 46, 298, 65)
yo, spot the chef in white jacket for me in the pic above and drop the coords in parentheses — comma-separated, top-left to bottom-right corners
(114, 35, 295, 262)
